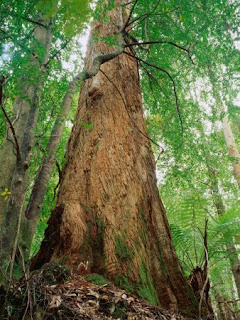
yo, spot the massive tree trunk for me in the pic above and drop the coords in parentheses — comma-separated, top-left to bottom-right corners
(32, 4, 198, 316)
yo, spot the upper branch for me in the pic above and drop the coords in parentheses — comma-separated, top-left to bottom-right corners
(125, 40, 194, 64)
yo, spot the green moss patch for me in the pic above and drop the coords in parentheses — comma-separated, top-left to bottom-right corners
(137, 261, 159, 306)
(84, 273, 110, 286)
(114, 274, 134, 292)
(115, 235, 133, 262)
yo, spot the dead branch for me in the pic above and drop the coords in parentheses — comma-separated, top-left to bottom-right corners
(125, 40, 194, 64)
(0, 77, 22, 162)
(219, 298, 240, 304)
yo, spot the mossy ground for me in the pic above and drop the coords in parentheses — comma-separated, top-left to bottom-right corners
(84, 273, 110, 286)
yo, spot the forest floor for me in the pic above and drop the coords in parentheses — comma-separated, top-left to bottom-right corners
(0, 263, 196, 319)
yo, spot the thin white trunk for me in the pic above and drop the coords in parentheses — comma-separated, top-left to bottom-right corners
(222, 113, 240, 187)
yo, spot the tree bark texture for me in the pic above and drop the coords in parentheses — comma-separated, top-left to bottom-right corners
(0, 16, 53, 283)
(32, 5, 198, 316)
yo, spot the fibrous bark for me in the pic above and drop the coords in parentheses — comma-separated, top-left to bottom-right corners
(32, 3, 198, 316)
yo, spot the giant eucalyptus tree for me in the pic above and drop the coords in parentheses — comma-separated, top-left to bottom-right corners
(31, 1, 201, 316)
(0, 0, 239, 317)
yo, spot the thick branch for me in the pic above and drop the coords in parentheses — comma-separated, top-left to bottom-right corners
(83, 44, 124, 79)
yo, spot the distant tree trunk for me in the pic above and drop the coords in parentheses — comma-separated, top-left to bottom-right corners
(0, 15, 53, 284)
(207, 163, 240, 298)
(208, 69, 240, 187)
(25, 72, 81, 221)
(32, 4, 198, 316)
(213, 289, 230, 320)
(222, 113, 240, 187)
(195, 94, 240, 299)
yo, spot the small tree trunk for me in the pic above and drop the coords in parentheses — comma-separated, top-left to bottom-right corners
(207, 164, 240, 298)
(222, 114, 240, 187)
(228, 245, 240, 299)
(213, 289, 229, 320)
(207, 68, 240, 187)
(32, 4, 198, 316)
(0, 16, 53, 284)
(25, 72, 81, 222)
(206, 72, 240, 298)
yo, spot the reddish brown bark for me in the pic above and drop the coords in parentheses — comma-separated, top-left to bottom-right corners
(32, 4, 198, 316)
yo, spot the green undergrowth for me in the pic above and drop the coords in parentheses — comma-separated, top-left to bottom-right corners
(84, 273, 110, 286)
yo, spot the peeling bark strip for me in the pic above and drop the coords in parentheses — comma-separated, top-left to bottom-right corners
(32, 2, 198, 316)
